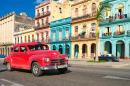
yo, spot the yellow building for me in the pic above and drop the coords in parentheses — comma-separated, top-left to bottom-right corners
(50, 0, 73, 21)
(23, 28, 35, 43)
(70, 0, 100, 59)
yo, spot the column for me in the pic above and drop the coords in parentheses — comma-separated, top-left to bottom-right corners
(112, 41, 116, 57)
(63, 44, 65, 54)
(87, 44, 91, 59)
(78, 44, 82, 59)
(125, 40, 129, 59)
(100, 41, 104, 54)
(71, 44, 75, 59)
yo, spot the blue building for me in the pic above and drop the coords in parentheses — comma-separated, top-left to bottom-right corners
(100, 0, 130, 59)
(50, 17, 72, 58)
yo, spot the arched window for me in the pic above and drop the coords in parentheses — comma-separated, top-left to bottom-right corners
(75, 26, 78, 36)
(92, 3, 96, 16)
(83, 5, 87, 15)
(75, 8, 78, 16)
(117, 4, 123, 19)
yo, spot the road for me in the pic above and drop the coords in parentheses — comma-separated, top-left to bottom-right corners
(0, 59, 130, 86)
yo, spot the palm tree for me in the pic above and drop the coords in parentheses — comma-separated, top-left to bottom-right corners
(95, 0, 112, 61)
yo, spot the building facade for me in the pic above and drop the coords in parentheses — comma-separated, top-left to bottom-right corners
(34, 1, 51, 49)
(70, 0, 100, 59)
(0, 12, 15, 56)
(100, 0, 130, 59)
(50, 0, 72, 58)
(0, 12, 35, 56)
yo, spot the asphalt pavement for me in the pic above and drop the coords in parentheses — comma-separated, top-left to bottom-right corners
(0, 58, 130, 86)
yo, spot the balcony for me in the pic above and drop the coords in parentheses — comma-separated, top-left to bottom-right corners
(100, 13, 130, 24)
(34, 11, 50, 19)
(70, 33, 97, 40)
(71, 13, 96, 23)
(114, 31, 125, 36)
(102, 32, 112, 37)
(34, 23, 50, 30)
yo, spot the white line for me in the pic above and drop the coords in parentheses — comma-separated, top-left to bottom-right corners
(1, 79, 24, 86)
(102, 75, 130, 80)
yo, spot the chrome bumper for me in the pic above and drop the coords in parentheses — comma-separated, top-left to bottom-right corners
(40, 64, 71, 70)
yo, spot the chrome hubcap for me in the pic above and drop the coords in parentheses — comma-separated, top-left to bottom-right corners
(7, 63, 10, 70)
(33, 65, 38, 74)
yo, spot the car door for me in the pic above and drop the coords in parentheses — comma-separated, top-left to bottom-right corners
(19, 46, 30, 69)
(12, 46, 20, 68)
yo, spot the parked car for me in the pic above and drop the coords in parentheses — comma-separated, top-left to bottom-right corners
(3, 42, 71, 77)
(0, 54, 6, 58)
(94, 54, 119, 62)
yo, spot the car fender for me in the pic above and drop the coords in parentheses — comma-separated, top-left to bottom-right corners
(4, 56, 13, 66)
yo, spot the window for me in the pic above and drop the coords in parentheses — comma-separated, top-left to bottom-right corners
(47, 6, 49, 11)
(46, 31, 48, 38)
(28, 45, 47, 50)
(105, 27, 110, 33)
(42, 19, 44, 26)
(18, 37, 19, 43)
(46, 17, 48, 24)
(14, 47, 19, 52)
(32, 35, 34, 42)
(59, 8, 62, 13)
(59, 30, 62, 40)
(15, 38, 16, 44)
(75, 26, 78, 36)
(42, 8, 44, 15)
(28, 35, 30, 42)
(117, 25, 123, 32)
(25, 36, 26, 42)
(117, 4, 123, 19)
(83, 25, 86, 31)
(105, 8, 111, 18)
(92, 23, 96, 31)
(75, 8, 78, 16)
(41, 33, 44, 40)
(83, 5, 87, 15)
(21, 37, 22, 43)
(20, 46, 27, 52)
(92, 3, 96, 16)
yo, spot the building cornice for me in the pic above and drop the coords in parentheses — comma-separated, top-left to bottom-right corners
(71, 0, 91, 7)
(35, 1, 50, 9)
(0, 11, 15, 21)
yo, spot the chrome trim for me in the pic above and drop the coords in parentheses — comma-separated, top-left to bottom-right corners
(40, 64, 71, 70)
(50, 58, 65, 60)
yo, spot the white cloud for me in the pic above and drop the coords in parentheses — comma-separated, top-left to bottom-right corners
(35, 0, 49, 4)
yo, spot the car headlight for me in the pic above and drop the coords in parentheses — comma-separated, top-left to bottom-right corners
(65, 56, 68, 60)
(45, 57, 49, 62)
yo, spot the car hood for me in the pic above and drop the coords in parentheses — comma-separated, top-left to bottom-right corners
(29, 50, 60, 56)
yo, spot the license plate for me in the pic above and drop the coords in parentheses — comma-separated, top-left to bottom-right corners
(58, 65, 66, 68)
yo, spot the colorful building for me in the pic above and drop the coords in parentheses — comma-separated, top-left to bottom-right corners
(100, 0, 130, 59)
(70, 0, 100, 59)
(50, 0, 72, 58)
(34, 1, 51, 49)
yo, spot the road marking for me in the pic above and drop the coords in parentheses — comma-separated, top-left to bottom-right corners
(1, 84, 5, 86)
(102, 75, 130, 80)
(1, 79, 23, 86)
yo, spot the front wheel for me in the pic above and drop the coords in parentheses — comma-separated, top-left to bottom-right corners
(6, 62, 13, 71)
(58, 68, 67, 74)
(31, 62, 43, 77)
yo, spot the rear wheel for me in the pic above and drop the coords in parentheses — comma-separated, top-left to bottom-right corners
(31, 62, 43, 77)
(58, 68, 67, 74)
(6, 62, 13, 71)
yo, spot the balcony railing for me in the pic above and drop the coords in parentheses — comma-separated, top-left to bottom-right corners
(114, 31, 125, 36)
(71, 14, 92, 21)
(34, 23, 50, 29)
(102, 32, 112, 37)
(35, 11, 50, 18)
(100, 13, 130, 23)
(70, 33, 97, 40)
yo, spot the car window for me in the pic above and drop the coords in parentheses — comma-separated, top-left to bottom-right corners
(14, 47, 19, 52)
(28, 45, 47, 50)
(20, 46, 27, 52)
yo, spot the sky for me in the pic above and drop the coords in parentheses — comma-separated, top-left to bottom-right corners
(0, 0, 49, 18)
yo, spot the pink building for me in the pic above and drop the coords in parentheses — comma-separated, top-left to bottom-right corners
(34, 1, 50, 49)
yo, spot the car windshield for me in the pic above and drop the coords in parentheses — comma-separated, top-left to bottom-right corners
(28, 44, 47, 50)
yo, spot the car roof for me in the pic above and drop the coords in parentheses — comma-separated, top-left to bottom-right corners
(13, 42, 47, 48)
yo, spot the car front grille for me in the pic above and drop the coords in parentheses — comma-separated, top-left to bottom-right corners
(50, 58, 65, 66)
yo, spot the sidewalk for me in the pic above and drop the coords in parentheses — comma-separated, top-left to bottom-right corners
(68, 59, 130, 69)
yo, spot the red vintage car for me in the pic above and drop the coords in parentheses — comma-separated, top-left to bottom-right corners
(3, 42, 70, 77)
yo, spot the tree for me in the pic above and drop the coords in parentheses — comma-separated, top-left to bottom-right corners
(95, 0, 112, 61)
